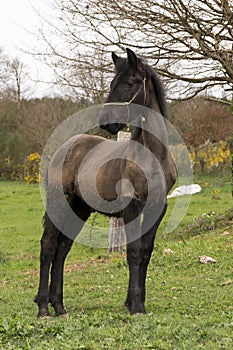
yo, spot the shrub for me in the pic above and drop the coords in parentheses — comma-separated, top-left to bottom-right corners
(183, 207, 233, 237)
(0, 158, 24, 181)
(24, 153, 41, 184)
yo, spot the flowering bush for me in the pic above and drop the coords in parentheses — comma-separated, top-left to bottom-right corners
(170, 140, 231, 175)
(24, 153, 41, 184)
(184, 211, 220, 236)
(190, 140, 231, 174)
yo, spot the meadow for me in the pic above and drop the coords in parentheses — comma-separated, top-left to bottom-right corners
(0, 175, 233, 350)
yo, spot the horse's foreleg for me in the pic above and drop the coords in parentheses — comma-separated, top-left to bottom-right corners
(35, 213, 59, 317)
(123, 200, 145, 315)
(139, 204, 168, 306)
(138, 228, 156, 306)
(126, 237, 146, 315)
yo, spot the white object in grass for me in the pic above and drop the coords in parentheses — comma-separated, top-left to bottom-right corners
(167, 184, 201, 199)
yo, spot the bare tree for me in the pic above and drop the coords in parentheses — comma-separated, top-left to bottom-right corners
(0, 48, 11, 93)
(33, 9, 112, 102)
(35, 0, 233, 100)
(0, 48, 29, 104)
(9, 58, 24, 106)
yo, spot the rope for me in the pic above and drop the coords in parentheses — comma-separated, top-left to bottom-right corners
(103, 78, 147, 128)
(104, 77, 146, 107)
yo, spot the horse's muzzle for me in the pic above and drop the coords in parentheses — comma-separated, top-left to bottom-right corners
(99, 105, 126, 134)
(100, 122, 125, 135)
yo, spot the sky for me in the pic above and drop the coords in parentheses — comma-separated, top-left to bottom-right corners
(0, 0, 56, 97)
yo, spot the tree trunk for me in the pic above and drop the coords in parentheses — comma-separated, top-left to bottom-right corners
(108, 131, 131, 253)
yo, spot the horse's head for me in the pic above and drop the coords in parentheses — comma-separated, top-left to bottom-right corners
(99, 48, 147, 135)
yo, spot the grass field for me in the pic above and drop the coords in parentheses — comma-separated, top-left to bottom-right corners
(0, 175, 233, 349)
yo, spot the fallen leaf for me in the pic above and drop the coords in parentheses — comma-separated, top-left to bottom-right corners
(199, 256, 217, 264)
(163, 248, 175, 254)
(221, 231, 230, 236)
(221, 279, 232, 286)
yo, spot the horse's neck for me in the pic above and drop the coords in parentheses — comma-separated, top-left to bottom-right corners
(138, 111, 176, 194)
(130, 85, 176, 192)
(140, 106, 168, 162)
(136, 78, 168, 159)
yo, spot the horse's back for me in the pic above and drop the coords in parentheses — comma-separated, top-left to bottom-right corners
(47, 134, 107, 190)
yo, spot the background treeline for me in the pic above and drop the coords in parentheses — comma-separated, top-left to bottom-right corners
(0, 93, 232, 180)
(0, 96, 87, 179)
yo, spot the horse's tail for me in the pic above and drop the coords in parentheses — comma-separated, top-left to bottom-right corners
(45, 166, 48, 190)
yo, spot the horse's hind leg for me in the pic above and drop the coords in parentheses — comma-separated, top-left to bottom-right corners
(49, 234, 74, 317)
(35, 213, 59, 318)
(49, 202, 91, 317)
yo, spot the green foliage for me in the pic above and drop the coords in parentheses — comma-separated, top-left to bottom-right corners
(0, 178, 233, 349)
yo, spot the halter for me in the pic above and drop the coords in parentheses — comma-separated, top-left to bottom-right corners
(103, 77, 147, 128)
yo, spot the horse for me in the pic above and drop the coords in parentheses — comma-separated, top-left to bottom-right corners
(35, 48, 177, 318)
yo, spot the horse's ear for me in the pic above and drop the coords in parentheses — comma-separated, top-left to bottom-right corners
(112, 52, 121, 67)
(126, 48, 138, 69)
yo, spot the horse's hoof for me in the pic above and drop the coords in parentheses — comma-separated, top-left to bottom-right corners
(130, 306, 146, 316)
(57, 312, 68, 319)
(37, 307, 51, 319)
(124, 301, 131, 311)
(38, 313, 51, 319)
(55, 309, 68, 318)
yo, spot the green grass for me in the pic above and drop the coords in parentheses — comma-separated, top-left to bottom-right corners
(0, 176, 233, 350)
(158, 174, 232, 238)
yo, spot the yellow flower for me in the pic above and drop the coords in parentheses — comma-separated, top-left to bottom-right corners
(24, 153, 41, 184)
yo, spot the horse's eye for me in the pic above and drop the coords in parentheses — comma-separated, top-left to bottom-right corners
(126, 82, 133, 88)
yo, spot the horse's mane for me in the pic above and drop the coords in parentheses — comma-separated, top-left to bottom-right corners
(144, 64, 168, 120)
(132, 60, 168, 141)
